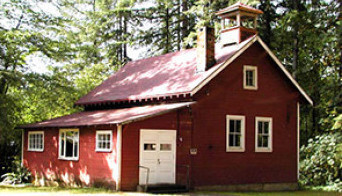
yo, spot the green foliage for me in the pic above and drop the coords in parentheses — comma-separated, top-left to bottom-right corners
(1, 158, 31, 185)
(299, 132, 342, 192)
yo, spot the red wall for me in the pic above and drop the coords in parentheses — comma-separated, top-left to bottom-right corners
(190, 42, 300, 187)
(24, 42, 301, 191)
(118, 42, 300, 190)
(23, 125, 118, 187)
(121, 110, 192, 190)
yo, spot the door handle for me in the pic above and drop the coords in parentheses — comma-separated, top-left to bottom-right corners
(158, 159, 161, 165)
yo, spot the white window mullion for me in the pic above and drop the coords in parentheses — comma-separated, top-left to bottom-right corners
(59, 129, 79, 160)
(96, 130, 113, 152)
(28, 131, 44, 152)
(226, 115, 245, 152)
(255, 117, 273, 152)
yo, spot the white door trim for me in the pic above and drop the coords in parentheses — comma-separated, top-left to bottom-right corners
(139, 129, 177, 185)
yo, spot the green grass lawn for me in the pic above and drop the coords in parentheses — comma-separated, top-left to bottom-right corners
(0, 185, 116, 194)
(0, 186, 341, 195)
(197, 190, 342, 196)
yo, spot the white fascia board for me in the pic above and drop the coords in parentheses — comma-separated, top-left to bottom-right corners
(190, 36, 313, 106)
(256, 37, 313, 105)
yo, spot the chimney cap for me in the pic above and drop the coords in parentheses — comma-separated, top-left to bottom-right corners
(216, 2, 263, 16)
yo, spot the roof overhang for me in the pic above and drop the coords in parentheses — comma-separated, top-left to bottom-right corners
(191, 36, 313, 105)
(18, 102, 195, 129)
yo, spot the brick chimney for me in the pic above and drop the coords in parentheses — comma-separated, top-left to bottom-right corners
(197, 26, 216, 72)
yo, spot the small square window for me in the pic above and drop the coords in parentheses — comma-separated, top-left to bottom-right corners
(96, 130, 112, 152)
(243, 65, 258, 90)
(28, 131, 44, 152)
(255, 117, 272, 152)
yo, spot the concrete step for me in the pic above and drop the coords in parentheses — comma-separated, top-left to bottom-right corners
(138, 184, 188, 193)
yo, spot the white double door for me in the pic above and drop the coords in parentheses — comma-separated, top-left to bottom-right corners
(139, 129, 176, 185)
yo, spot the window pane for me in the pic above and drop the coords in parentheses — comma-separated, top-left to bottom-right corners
(61, 134, 65, 156)
(144, 144, 156, 151)
(160, 144, 172, 151)
(74, 141, 78, 157)
(235, 135, 241, 147)
(246, 70, 254, 86)
(75, 132, 79, 140)
(264, 122, 269, 134)
(258, 122, 263, 134)
(236, 120, 241, 133)
(66, 134, 74, 157)
(262, 136, 269, 147)
(229, 120, 234, 133)
(258, 135, 263, 147)
(229, 134, 234, 147)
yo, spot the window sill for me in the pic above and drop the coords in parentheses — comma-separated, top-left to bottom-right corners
(28, 149, 44, 152)
(243, 86, 258, 90)
(255, 148, 272, 153)
(95, 149, 112, 153)
(58, 157, 79, 161)
(226, 148, 245, 152)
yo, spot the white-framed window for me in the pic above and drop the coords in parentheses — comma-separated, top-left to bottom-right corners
(226, 115, 245, 152)
(59, 129, 79, 161)
(96, 130, 113, 152)
(255, 117, 273, 152)
(28, 131, 44, 152)
(243, 65, 258, 90)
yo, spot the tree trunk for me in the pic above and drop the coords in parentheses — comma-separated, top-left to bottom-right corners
(292, 0, 299, 79)
(181, 0, 189, 49)
(123, 15, 128, 62)
(165, 8, 170, 53)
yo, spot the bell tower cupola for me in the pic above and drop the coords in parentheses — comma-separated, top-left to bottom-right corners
(216, 2, 263, 46)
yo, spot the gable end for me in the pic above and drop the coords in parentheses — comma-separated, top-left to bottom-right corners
(191, 36, 313, 105)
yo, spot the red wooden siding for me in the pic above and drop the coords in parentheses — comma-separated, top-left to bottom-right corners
(23, 126, 118, 187)
(191, 42, 299, 187)
(23, 41, 301, 191)
(120, 109, 192, 190)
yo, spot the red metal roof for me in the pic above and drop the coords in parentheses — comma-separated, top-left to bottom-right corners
(76, 38, 254, 106)
(19, 102, 194, 128)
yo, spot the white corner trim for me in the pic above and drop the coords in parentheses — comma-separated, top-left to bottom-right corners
(95, 130, 113, 152)
(191, 36, 258, 95)
(21, 130, 24, 166)
(297, 102, 300, 180)
(116, 124, 123, 191)
(226, 115, 246, 152)
(255, 117, 273, 153)
(243, 65, 258, 90)
(256, 37, 313, 105)
(27, 131, 44, 152)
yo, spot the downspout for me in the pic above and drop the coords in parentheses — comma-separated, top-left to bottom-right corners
(21, 130, 24, 167)
(116, 124, 123, 191)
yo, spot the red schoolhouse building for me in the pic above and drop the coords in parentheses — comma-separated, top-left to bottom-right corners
(20, 3, 312, 192)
